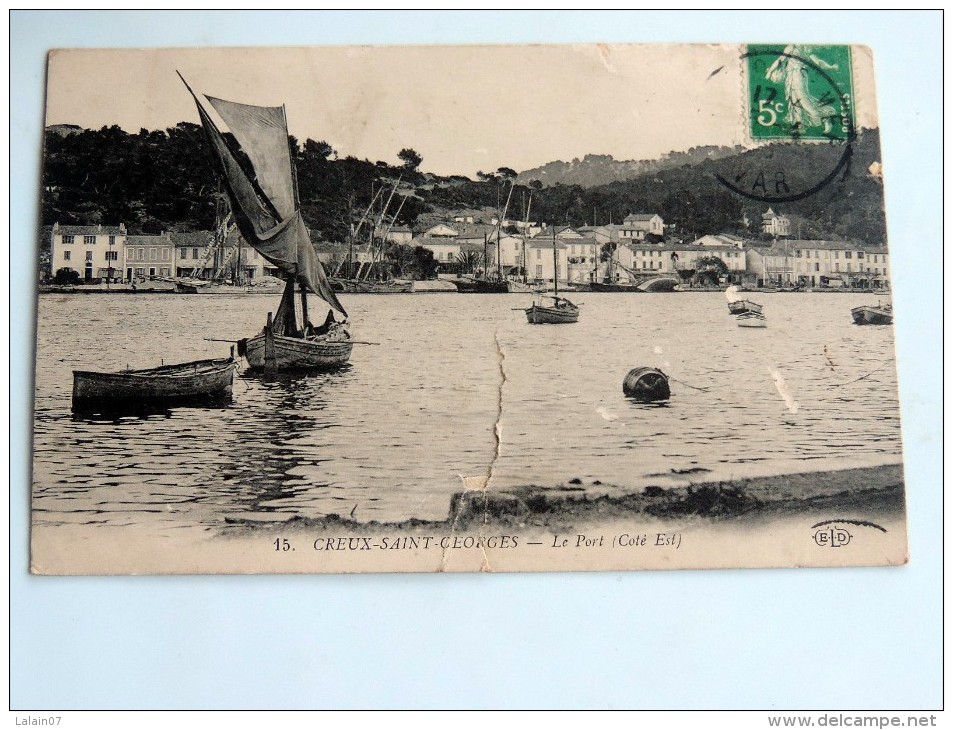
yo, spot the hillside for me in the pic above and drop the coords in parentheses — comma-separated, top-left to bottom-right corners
(40, 123, 886, 246)
(516, 146, 746, 188)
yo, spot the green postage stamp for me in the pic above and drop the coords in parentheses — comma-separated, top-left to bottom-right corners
(746, 44, 855, 141)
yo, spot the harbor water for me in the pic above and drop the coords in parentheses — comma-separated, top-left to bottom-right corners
(32, 291, 903, 529)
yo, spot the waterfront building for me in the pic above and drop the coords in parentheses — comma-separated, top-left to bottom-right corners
(412, 236, 463, 266)
(525, 238, 569, 284)
(565, 236, 599, 283)
(124, 233, 175, 281)
(761, 208, 791, 236)
(171, 229, 267, 281)
(50, 222, 127, 282)
(747, 240, 890, 288)
(383, 226, 414, 244)
(612, 242, 747, 284)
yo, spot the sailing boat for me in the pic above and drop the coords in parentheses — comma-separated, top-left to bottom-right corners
(524, 229, 579, 324)
(332, 179, 413, 294)
(454, 180, 514, 294)
(181, 74, 353, 371)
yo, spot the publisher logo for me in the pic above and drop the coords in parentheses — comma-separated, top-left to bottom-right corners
(814, 526, 852, 548)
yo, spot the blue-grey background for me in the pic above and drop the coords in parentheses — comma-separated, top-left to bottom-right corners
(10, 10, 942, 709)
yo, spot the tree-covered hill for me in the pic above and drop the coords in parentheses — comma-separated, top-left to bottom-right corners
(40, 124, 886, 246)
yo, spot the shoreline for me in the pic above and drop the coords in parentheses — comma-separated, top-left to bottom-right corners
(220, 462, 905, 536)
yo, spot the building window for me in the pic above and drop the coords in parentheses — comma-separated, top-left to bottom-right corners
(109, 235, 116, 245)
(63, 251, 71, 261)
(535, 265, 543, 278)
(135, 268, 145, 277)
(62, 235, 74, 245)
(192, 248, 200, 259)
(834, 263, 840, 272)
(136, 249, 144, 261)
(857, 251, 864, 259)
(536, 249, 541, 260)
(161, 248, 169, 261)
(814, 263, 819, 272)
(845, 251, 852, 258)
(84, 251, 93, 262)
(149, 247, 157, 261)
(806, 250, 811, 258)
(84, 235, 96, 245)
(105, 250, 118, 261)
(179, 249, 187, 260)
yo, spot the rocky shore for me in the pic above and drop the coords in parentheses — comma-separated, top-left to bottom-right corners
(221, 463, 905, 536)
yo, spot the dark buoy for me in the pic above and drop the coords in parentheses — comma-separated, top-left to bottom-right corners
(623, 367, 670, 401)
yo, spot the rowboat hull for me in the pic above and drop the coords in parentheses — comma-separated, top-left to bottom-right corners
(525, 303, 580, 324)
(851, 305, 893, 325)
(589, 282, 641, 293)
(737, 312, 767, 328)
(244, 329, 354, 372)
(72, 357, 236, 412)
(331, 279, 413, 294)
(454, 278, 509, 293)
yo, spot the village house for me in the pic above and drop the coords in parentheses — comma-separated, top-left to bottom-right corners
(124, 232, 175, 281)
(411, 235, 463, 267)
(619, 213, 664, 241)
(564, 237, 599, 284)
(50, 223, 127, 282)
(383, 226, 414, 244)
(525, 237, 569, 284)
(761, 208, 791, 237)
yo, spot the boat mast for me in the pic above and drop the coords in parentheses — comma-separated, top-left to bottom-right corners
(483, 234, 488, 280)
(553, 227, 558, 298)
(522, 186, 534, 285)
(283, 104, 311, 321)
(497, 179, 515, 282)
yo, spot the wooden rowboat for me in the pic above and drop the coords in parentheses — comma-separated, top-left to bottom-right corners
(525, 297, 580, 324)
(72, 356, 236, 412)
(851, 303, 893, 325)
(728, 299, 764, 315)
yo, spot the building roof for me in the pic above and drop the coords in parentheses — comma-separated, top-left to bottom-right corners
(787, 239, 888, 252)
(126, 234, 173, 245)
(170, 231, 215, 247)
(53, 223, 126, 236)
(527, 239, 568, 250)
(623, 213, 659, 223)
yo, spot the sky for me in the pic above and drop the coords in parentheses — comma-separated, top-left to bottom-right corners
(45, 43, 878, 177)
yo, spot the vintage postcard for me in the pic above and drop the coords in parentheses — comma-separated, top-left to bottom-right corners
(31, 44, 906, 574)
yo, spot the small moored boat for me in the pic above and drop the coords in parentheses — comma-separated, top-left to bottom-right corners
(525, 229, 580, 324)
(737, 311, 767, 328)
(525, 296, 580, 324)
(851, 303, 893, 325)
(72, 356, 237, 412)
(726, 285, 763, 315)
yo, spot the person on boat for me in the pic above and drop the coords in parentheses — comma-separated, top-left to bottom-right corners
(309, 310, 338, 337)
